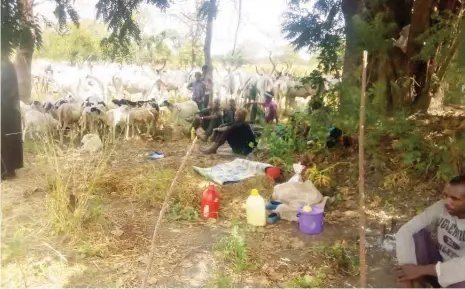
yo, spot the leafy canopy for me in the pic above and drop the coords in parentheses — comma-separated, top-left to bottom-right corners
(1, 0, 170, 58)
(282, 0, 344, 74)
(35, 23, 106, 63)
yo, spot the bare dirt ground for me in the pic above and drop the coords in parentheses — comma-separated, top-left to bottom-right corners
(2, 135, 426, 288)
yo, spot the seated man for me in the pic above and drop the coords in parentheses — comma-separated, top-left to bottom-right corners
(223, 99, 236, 125)
(191, 98, 223, 141)
(395, 175, 465, 288)
(201, 108, 257, 156)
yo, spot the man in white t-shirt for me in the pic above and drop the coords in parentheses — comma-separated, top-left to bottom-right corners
(396, 175, 465, 288)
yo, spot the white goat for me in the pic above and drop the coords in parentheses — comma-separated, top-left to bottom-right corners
(20, 101, 43, 130)
(104, 105, 130, 142)
(162, 100, 199, 126)
(22, 110, 60, 141)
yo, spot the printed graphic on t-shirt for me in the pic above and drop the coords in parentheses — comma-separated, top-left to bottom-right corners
(436, 217, 465, 259)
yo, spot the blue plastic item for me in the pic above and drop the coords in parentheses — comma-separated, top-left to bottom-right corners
(148, 151, 164, 160)
(267, 213, 280, 224)
(265, 201, 282, 210)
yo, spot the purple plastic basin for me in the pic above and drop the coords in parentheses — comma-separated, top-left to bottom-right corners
(297, 205, 324, 235)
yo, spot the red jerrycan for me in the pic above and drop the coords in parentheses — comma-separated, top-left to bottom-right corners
(201, 184, 220, 219)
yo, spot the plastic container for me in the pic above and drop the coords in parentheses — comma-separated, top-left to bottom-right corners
(201, 184, 220, 219)
(191, 127, 196, 141)
(297, 205, 324, 235)
(265, 167, 281, 180)
(267, 212, 280, 224)
(246, 189, 266, 226)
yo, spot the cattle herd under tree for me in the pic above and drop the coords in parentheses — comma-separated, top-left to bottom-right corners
(23, 59, 340, 144)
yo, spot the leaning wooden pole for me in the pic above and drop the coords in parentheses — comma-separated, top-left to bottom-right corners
(141, 137, 198, 288)
(358, 50, 368, 288)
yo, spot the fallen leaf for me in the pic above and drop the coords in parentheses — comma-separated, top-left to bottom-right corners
(111, 227, 124, 237)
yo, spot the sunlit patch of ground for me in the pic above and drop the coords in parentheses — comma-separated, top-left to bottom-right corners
(2, 135, 428, 288)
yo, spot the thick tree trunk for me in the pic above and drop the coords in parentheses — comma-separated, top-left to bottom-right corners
(348, 0, 462, 114)
(407, 0, 435, 111)
(14, 0, 34, 103)
(341, 0, 362, 81)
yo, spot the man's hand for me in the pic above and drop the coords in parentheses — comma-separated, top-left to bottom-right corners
(396, 265, 431, 282)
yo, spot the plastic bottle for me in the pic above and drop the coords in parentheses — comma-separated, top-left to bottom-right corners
(246, 189, 266, 226)
(191, 127, 196, 141)
(201, 184, 220, 219)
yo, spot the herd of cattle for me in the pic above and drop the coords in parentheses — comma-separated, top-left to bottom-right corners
(31, 59, 339, 108)
(22, 59, 340, 145)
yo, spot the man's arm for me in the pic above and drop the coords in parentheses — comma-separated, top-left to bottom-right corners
(436, 255, 465, 287)
(396, 200, 443, 265)
(201, 111, 222, 120)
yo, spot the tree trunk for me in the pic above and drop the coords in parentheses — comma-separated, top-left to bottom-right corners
(406, 0, 435, 111)
(203, 0, 216, 106)
(14, 0, 34, 103)
(191, 0, 202, 70)
(231, 0, 242, 56)
(341, 0, 362, 81)
(203, 0, 215, 67)
(191, 41, 197, 69)
(345, 0, 462, 114)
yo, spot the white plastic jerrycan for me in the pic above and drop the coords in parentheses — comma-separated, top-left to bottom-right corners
(246, 189, 266, 226)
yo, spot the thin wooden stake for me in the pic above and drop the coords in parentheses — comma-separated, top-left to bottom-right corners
(141, 137, 198, 288)
(358, 50, 368, 288)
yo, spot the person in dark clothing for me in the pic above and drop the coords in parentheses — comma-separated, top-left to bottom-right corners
(191, 97, 223, 141)
(1, 59, 24, 180)
(326, 126, 353, 148)
(246, 91, 279, 124)
(201, 108, 257, 156)
(187, 72, 206, 110)
(223, 99, 236, 124)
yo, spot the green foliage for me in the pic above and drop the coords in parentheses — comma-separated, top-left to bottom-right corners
(219, 52, 245, 72)
(213, 224, 254, 272)
(418, 12, 459, 62)
(198, 0, 219, 20)
(130, 33, 172, 65)
(282, 0, 344, 74)
(352, 12, 396, 54)
(177, 41, 204, 69)
(95, 0, 169, 59)
(317, 240, 360, 275)
(35, 24, 105, 63)
(1, 0, 80, 57)
(168, 201, 199, 221)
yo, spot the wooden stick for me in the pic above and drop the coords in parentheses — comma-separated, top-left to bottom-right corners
(358, 50, 368, 288)
(141, 137, 198, 288)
